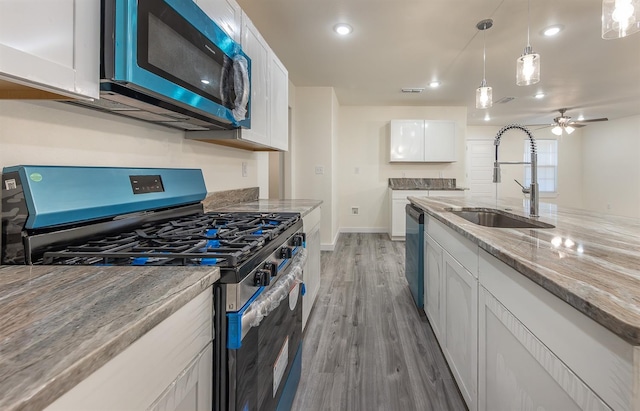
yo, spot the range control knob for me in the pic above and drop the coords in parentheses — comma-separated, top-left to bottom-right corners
(279, 247, 293, 259)
(263, 261, 277, 277)
(254, 269, 271, 286)
(292, 233, 306, 247)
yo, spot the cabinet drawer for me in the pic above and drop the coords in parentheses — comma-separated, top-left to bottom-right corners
(479, 250, 635, 411)
(426, 217, 478, 277)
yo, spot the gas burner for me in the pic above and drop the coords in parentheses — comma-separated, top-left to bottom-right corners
(39, 212, 300, 268)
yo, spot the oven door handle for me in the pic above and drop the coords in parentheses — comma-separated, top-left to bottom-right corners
(227, 248, 307, 349)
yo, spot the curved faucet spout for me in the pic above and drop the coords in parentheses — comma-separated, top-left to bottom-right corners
(492, 124, 539, 217)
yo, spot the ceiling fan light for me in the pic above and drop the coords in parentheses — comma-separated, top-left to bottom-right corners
(516, 49, 541, 86)
(565, 125, 575, 134)
(551, 126, 563, 136)
(602, 0, 640, 39)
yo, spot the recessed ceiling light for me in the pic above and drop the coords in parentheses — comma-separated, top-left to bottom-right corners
(201, 79, 210, 85)
(577, 115, 585, 121)
(535, 92, 545, 99)
(484, 114, 491, 121)
(542, 25, 563, 37)
(333, 23, 352, 35)
(429, 81, 441, 88)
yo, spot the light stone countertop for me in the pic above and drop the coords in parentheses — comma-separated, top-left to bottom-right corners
(388, 178, 467, 190)
(207, 199, 323, 217)
(409, 195, 640, 345)
(0, 265, 219, 411)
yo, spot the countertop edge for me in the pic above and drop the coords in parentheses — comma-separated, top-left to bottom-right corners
(12, 271, 218, 411)
(409, 196, 640, 345)
(208, 199, 323, 217)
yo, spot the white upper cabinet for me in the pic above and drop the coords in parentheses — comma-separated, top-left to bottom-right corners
(390, 119, 456, 162)
(269, 53, 289, 151)
(0, 0, 99, 100)
(390, 120, 425, 162)
(240, 12, 270, 147)
(195, 0, 242, 42)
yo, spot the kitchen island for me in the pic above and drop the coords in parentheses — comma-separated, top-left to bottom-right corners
(410, 195, 640, 411)
(0, 265, 219, 411)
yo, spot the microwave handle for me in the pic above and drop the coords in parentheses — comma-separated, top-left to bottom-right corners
(231, 55, 250, 122)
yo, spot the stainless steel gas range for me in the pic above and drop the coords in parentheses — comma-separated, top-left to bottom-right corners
(1, 165, 307, 411)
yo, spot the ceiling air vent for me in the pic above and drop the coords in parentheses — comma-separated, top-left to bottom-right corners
(401, 88, 425, 93)
(496, 96, 516, 104)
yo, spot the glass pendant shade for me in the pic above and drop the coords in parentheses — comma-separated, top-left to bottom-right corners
(565, 126, 575, 134)
(476, 84, 493, 109)
(516, 47, 540, 86)
(551, 126, 563, 136)
(602, 0, 640, 39)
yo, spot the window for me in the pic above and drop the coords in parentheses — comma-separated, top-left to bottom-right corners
(524, 139, 557, 194)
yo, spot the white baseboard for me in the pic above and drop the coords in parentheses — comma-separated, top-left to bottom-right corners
(320, 230, 341, 251)
(339, 227, 387, 233)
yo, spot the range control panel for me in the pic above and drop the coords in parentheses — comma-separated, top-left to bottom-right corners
(129, 175, 164, 194)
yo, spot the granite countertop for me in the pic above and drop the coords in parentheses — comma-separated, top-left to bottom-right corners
(207, 199, 323, 217)
(0, 265, 219, 411)
(409, 195, 640, 345)
(388, 178, 467, 190)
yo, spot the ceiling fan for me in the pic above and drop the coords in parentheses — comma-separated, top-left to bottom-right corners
(532, 109, 608, 135)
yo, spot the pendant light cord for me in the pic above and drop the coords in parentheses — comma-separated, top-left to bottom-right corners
(482, 23, 487, 84)
(527, 0, 531, 48)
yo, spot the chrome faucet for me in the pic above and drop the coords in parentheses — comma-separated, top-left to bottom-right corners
(493, 124, 539, 217)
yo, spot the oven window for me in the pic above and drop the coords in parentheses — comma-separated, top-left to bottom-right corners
(137, 0, 235, 109)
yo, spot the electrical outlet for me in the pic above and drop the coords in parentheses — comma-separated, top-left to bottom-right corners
(351, 206, 359, 215)
(242, 162, 248, 177)
(315, 166, 324, 175)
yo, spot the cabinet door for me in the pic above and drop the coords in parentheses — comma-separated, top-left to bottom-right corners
(241, 13, 269, 146)
(148, 343, 213, 411)
(195, 0, 242, 42)
(391, 198, 410, 239)
(424, 120, 456, 162)
(390, 120, 425, 162)
(302, 223, 321, 330)
(0, 0, 99, 99)
(479, 287, 611, 411)
(442, 252, 478, 411)
(424, 234, 444, 341)
(269, 53, 289, 151)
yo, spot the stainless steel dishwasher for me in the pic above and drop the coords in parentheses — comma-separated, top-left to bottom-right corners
(405, 204, 424, 309)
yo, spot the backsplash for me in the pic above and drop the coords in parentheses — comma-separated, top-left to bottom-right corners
(202, 187, 260, 210)
(388, 178, 457, 190)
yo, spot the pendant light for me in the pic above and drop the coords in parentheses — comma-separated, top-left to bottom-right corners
(476, 19, 493, 109)
(516, 0, 540, 86)
(602, 0, 640, 39)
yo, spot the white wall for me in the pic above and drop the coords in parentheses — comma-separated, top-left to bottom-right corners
(337, 106, 467, 231)
(466, 125, 584, 209)
(582, 114, 640, 218)
(0, 101, 260, 192)
(292, 87, 338, 247)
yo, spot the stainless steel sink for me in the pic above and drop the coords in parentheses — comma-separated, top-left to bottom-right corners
(446, 208, 555, 229)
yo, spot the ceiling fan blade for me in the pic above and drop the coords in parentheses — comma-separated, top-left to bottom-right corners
(571, 124, 587, 128)
(524, 123, 553, 127)
(573, 117, 609, 124)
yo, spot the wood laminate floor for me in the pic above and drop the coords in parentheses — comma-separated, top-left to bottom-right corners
(292, 233, 467, 411)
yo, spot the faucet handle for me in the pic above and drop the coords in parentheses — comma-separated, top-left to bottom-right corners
(514, 179, 530, 194)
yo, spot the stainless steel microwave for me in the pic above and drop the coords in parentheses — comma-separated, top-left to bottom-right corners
(71, 0, 251, 131)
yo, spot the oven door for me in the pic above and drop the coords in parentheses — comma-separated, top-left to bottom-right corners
(103, 0, 251, 128)
(225, 249, 307, 411)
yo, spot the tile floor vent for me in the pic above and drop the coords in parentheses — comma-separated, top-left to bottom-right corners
(496, 96, 516, 104)
(401, 88, 425, 93)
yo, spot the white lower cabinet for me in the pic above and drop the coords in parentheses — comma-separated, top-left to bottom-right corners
(424, 232, 444, 341)
(45, 289, 213, 411)
(424, 215, 633, 411)
(442, 252, 478, 411)
(479, 287, 610, 411)
(302, 207, 321, 330)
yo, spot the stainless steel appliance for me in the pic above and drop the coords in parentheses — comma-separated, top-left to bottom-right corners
(1, 166, 306, 411)
(69, 0, 251, 132)
(405, 204, 424, 309)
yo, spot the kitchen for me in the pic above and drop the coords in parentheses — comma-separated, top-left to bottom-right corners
(1, 0, 640, 411)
